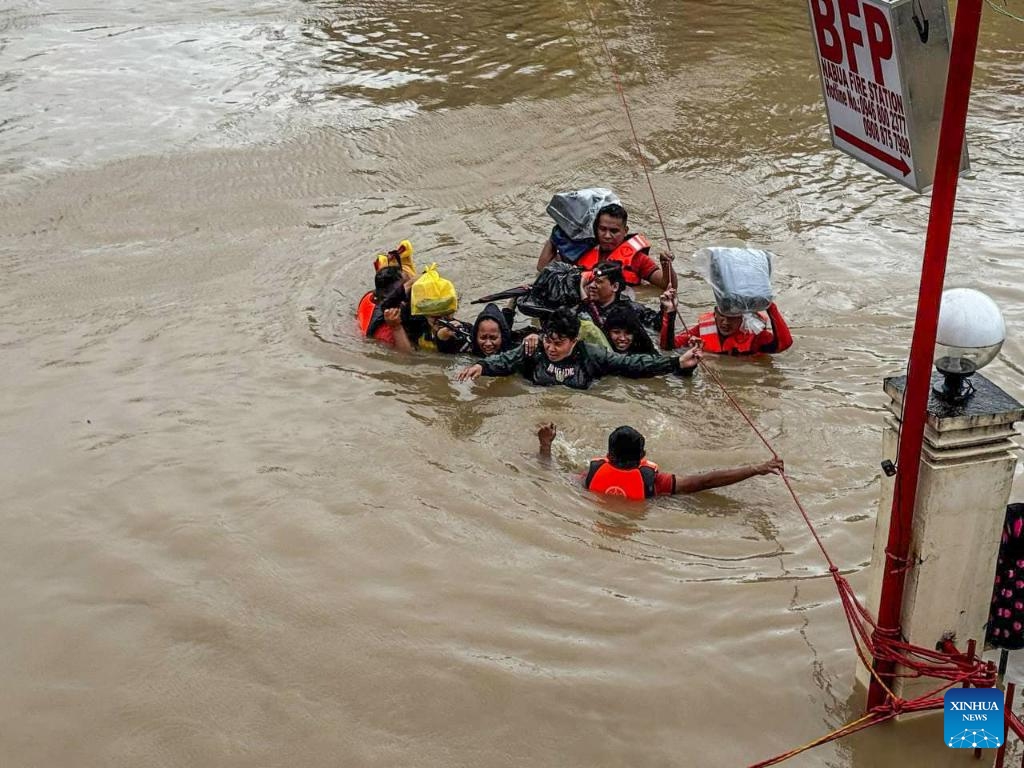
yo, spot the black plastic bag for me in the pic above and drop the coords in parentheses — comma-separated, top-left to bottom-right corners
(473, 262, 583, 318)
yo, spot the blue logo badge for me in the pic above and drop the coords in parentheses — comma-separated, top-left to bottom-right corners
(944, 688, 1004, 748)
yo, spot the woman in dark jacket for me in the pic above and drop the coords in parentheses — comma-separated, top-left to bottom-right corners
(419, 302, 531, 356)
(456, 307, 700, 390)
(423, 302, 524, 356)
(470, 303, 515, 357)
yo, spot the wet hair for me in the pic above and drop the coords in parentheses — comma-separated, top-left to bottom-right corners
(603, 303, 656, 354)
(374, 266, 405, 308)
(591, 260, 625, 296)
(542, 306, 581, 340)
(608, 426, 646, 469)
(593, 203, 628, 234)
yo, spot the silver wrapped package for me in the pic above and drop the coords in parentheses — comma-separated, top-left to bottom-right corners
(695, 247, 775, 315)
(546, 187, 620, 241)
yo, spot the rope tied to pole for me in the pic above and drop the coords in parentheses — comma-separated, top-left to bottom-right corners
(575, 1, 999, 764)
(883, 547, 913, 575)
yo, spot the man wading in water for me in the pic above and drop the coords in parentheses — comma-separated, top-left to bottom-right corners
(538, 423, 783, 500)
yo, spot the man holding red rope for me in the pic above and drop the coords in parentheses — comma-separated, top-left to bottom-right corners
(537, 203, 675, 289)
(659, 286, 793, 356)
(537, 422, 783, 501)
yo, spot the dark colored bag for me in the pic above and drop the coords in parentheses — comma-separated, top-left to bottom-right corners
(473, 262, 583, 318)
(546, 188, 619, 240)
(530, 262, 581, 306)
(549, 225, 595, 263)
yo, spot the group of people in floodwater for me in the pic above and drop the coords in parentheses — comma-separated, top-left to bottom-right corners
(354, 200, 792, 500)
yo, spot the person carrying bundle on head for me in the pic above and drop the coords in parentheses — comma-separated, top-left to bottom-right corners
(659, 247, 792, 356)
(405, 263, 475, 354)
(356, 254, 469, 354)
(537, 192, 674, 289)
(356, 266, 416, 351)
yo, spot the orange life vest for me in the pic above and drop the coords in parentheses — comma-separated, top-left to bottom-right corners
(697, 311, 769, 355)
(356, 291, 386, 338)
(584, 457, 660, 500)
(357, 291, 375, 333)
(576, 234, 652, 285)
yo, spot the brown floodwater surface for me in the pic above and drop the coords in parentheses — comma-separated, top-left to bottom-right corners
(2, 1, 1023, 766)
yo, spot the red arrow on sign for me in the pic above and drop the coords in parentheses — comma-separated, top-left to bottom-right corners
(835, 125, 911, 176)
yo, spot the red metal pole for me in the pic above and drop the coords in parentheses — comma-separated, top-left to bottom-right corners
(866, 0, 985, 712)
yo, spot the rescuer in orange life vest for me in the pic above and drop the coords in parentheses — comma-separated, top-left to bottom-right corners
(537, 203, 675, 289)
(658, 287, 793, 356)
(536, 423, 783, 500)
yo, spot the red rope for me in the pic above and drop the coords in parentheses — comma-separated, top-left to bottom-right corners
(580, 0, 673, 252)
(576, 3, 999, 765)
(746, 710, 897, 768)
(698, 362, 839, 571)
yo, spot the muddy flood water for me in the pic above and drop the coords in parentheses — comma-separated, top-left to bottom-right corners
(2, 1, 1023, 766)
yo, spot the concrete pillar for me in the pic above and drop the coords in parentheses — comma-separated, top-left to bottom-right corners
(857, 372, 1023, 703)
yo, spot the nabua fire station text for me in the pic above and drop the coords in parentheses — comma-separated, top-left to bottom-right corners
(818, 57, 909, 156)
(807, 0, 967, 192)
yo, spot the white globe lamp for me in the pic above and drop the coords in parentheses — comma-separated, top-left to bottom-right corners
(933, 288, 1006, 403)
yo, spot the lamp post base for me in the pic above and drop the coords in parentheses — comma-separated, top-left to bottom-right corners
(858, 372, 1024, 707)
(931, 370, 975, 404)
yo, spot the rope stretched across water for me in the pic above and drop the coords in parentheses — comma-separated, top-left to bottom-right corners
(576, 2, 999, 764)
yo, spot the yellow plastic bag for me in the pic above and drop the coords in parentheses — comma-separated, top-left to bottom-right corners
(410, 263, 458, 317)
(373, 239, 416, 278)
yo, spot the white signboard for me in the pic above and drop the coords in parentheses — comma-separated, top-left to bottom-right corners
(807, 0, 967, 193)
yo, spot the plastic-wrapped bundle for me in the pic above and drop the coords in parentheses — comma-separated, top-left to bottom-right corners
(695, 247, 774, 315)
(548, 225, 593, 263)
(411, 263, 458, 316)
(518, 262, 583, 318)
(471, 262, 583, 319)
(546, 188, 620, 241)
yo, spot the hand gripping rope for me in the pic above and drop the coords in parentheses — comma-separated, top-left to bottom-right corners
(577, 1, 1000, 764)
